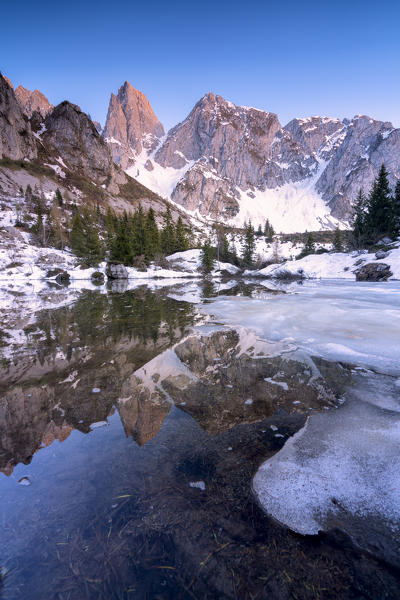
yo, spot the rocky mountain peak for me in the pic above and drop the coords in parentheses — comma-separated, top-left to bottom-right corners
(0, 74, 37, 161)
(3, 75, 13, 89)
(103, 81, 164, 169)
(15, 85, 53, 118)
(42, 101, 126, 191)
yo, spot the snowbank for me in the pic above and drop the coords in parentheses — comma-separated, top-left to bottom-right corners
(249, 246, 400, 280)
(166, 248, 240, 276)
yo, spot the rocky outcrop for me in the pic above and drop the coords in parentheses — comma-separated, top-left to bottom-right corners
(355, 262, 392, 281)
(42, 101, 126, 191)
(284, 116, 346, 161)
(0, 74, 37, 161)
(316, 115, 399, 218)
(106, 262, 128, 279)
(103, 81, 164, 170)
(15, 85, 53, 118)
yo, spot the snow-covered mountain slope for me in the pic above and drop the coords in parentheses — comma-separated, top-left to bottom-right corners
(104, 87, 400, 233)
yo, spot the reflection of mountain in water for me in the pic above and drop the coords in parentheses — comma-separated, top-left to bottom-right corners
(0, 283, 351, 477)
(0, 288, 197, 475)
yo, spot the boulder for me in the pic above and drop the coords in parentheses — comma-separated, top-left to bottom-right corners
(46, 268, 70, 284)
(355, 262, 392, 281)
(106, 263, 128, 279)
(91, 271, 105, 284)
(375, 250, 389, 259)
(55, 270, 70, 284)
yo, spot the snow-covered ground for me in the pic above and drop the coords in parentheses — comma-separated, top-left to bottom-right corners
(124, 140, 349, 233)
(248, 245, 400, 280)
(232, 161, 347, 233)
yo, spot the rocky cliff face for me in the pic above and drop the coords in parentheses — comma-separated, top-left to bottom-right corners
(315, 116, 399, 218)
(42, 100, 125, 190)
(0, 74, 37, 161)
(103, 81, 164, 170)
(104, 85, 400, 229)
(15, 85, 53, 118)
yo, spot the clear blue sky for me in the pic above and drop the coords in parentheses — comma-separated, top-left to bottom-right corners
(2, 0, 400, 130)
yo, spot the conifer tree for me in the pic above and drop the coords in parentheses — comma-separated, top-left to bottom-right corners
(257, 224, 263, 236)
(144, 207, 160, 261)
(200, 238, 215, 273)
(55, 188, 63, 207)
(264, 219, 274, 240)
(352, 189, 367, 247)
(174, 216, 188, 252)
(132, 205, 146, 256)
(110, 214, 133, 264)
(221, 234, 230, 263)
(241, 221, 256, 267)
(160, 206, 176, 255)
(391, 180, 400, 238)
(365, 164, 393, 242)
(333, 227, 343, 252)
(70, 212, 87, 258)
(84, 209, 104, 266)
(300, 232, 316, 257)
(70, 210, 104, 266)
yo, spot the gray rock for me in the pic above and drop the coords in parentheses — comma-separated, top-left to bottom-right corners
(355, 262, 392, 281)
(106, 263, 128, 279)
(0, 75, 37, 161)
(375, 250, 389, 259)
(91, 271, 105, 284)
(43, 101, 125, 191)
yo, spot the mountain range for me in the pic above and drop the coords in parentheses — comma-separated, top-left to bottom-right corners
(1, 73, 400, 233)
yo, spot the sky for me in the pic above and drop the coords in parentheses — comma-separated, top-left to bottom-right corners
(1, 0, 400, 131)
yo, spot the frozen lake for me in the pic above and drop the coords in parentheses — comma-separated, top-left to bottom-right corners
(0, 280, 399, 598)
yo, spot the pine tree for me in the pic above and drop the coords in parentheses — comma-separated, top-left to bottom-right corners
(70, 212, 87, 258)
(174, 216, 188, 252)
(83, 209, 104, 266)
(241, 221, 256, 267)
(200, 238, 215, 273)
(32, 197, 44, 237)
(70, 210, 104, 265)
(110, 215, 133, 264)
(365, 164, 393, 242)
(55, 188, 63, 207)
(48, 201, 66, 250)
(144, 207, 160, 261)
(160, 206, 176, 255)
(257, 224, 263, 236)
(352, 189, 368, 247)
(221, 234, 230, 263)
(391, 180, 400, 238)
(264, 219, 274, 241)
(300, 232, 316, 257)
(333, 227, 343, 252)
(132, 205, 146, 257)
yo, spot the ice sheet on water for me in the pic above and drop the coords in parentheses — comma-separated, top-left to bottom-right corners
(201, 280, 400, 376)
(253, 382, 400, 561)
(199, 280, 400, 560)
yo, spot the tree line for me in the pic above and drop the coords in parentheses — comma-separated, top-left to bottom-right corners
(70, 204, 190, 266)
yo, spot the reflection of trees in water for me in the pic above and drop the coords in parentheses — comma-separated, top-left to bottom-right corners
(0, 289, 197, 475)
(31, 288, 196, 362)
